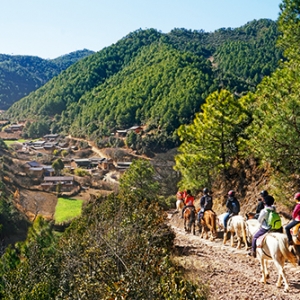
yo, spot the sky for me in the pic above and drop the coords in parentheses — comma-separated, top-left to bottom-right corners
(0, 0, 282, 59)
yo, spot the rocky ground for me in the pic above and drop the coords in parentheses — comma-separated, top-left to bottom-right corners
(168, 210, 300, 300)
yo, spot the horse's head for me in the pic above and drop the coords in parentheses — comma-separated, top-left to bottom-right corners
(245, 212, 256, 220)
(246, 219, 259, 243)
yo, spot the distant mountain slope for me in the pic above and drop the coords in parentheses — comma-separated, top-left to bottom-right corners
(0, 49, 94, 109)
(5, 19, 282, 143)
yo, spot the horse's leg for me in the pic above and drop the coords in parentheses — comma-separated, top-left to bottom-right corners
(192, 221, 196, 235)
(236, 236, 242, 249)
(264, 260, 269, 279)
(231, 232, 235, 248)
(258, 254, 267, 284)
(206, 219, 215, 241)
(223, 231, 228, 245)
(273, 255, 289, 291)
(205, 227, 209, 239)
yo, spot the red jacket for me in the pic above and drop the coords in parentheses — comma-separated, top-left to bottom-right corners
(292, 202, 300, 221)
(185, 195, 195, 206)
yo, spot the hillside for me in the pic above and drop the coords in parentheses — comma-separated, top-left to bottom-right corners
(0, 49, 94, 109)
(5, 19, 281, 145)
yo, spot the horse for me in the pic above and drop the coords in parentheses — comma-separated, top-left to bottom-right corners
(183, 206, 196, 235)
(217, 212, 227, 231)
(198, 210, 217, 240)
(246, 219, 297, 292)
(287, 222, 300, 266)
(223, 215, 248, 250)
(176, 199, 184, 214)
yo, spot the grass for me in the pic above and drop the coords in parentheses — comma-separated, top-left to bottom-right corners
(54, 197, 84, 223)
(4, 139, 26, 146)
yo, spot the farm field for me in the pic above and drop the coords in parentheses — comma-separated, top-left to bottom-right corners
(54, 197, 84, 223)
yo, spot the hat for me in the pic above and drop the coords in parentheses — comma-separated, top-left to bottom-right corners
(260, 190, 268, 197)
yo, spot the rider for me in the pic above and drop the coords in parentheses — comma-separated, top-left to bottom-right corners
(176, 190, 184, 200)
(223, 190, 240, 232)
(181, 190, 195, 218)
(249, 195, 275, 258)
(285, 192, 300, 246)
(197, 188, 213, 222)
(255, 190, 268, 219)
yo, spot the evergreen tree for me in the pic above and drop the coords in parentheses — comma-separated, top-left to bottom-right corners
(175, 90, 248, 189)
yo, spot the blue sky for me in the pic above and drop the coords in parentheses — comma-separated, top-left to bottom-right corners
(0, 0, 282, 59)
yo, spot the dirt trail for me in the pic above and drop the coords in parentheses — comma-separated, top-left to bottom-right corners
(168, 211, 300, 300)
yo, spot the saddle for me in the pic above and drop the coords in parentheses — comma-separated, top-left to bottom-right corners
(256, 233, 268, 248)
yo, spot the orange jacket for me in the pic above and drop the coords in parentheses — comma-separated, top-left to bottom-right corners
(176, 191, 183, 200)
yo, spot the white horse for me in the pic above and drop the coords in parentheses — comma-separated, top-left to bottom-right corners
(176, 198, 184, 215)
(246, 219, 297, 292)
(217, 212, 227, 231)
(223, 215, 248, 250)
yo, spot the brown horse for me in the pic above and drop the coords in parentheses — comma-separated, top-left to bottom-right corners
(184, 207, 196, 235)
(198, 210, 217, 240)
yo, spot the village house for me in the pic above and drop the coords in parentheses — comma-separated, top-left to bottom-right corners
(115, 125, 143, 137)
(43, 134, 59, 141)
(70, 158, 91, 169)
(23, 161, 55, 178)
(116, 129, 128, 138)
(41, 176, 74, 192)
(128, 125, 143, 134)
(115, 161, 132, 172)
(4, 124, 24, 133)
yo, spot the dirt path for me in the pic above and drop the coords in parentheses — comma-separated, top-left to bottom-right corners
(168, 211, 300, 300)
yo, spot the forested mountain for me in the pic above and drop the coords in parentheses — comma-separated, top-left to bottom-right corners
(5, 19, 281, 150)
(2, 1, 300, 298)
(0, 49, 94, 109)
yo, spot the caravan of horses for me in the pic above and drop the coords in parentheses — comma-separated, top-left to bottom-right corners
(175, 190, 300, 293)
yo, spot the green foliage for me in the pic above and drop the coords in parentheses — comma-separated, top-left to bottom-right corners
(0, 138, 8, 150)
(277, 0, 300, 61)
(246, 61, 300, 175)
(0, 217, 58, 299)
(5, 21, 280, 152)
(119, 159, 160, 203)
(0, 187, 205, 299)
(51, 158, 64, 175)
(22, 119, 50, 139)
(74, 168, 90, 177)
(175, 90, 249, 190)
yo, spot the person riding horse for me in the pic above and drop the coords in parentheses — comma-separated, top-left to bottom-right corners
(254, 190, 268, 219)
(248, 195, 275, 258)
(197, 187, 213, 223)
(223, 190, 240, 232)
(181, 190, 195, 218)
(285, 192, 300, 246)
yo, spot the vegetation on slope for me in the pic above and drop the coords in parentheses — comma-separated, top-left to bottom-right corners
(0, 160, 207, 299)
(5, 19, 281, 150)
(175, 0, 300, 205)
(0, 49, 94, 109)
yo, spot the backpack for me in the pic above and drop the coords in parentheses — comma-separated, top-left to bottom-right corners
(266, 209, 282, 230)
(204, 195, 213, 210)
(231, 200, 240, 214)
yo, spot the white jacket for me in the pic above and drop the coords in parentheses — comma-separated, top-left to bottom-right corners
(257, 205, 275, 230)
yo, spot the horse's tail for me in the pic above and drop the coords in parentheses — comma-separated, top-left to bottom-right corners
(241, 220, 248, 248)
(277, 234, 297, 265)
